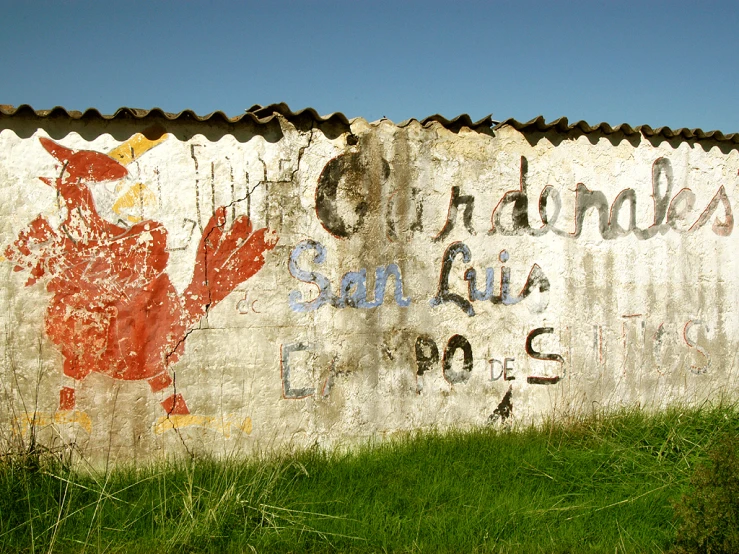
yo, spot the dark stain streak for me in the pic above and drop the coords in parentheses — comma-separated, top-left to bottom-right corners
(488, 385, 513, 423)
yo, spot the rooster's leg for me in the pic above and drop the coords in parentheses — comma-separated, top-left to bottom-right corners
(148, 372, 190, 415)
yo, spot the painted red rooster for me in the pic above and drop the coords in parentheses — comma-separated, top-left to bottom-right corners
(6, 137, 278, 416)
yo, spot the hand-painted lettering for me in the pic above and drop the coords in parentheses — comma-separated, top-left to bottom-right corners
(288, 240, 410, 312)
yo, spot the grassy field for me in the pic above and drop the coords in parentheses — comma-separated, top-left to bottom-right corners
(1, 405, 737, 553)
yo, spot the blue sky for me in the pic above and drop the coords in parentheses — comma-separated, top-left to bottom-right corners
(2, 1, 738, 132)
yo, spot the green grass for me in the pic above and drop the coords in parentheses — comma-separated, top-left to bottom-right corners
(1, 405, 738, 553)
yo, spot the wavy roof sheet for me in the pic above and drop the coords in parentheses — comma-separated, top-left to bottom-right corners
(0, 103, 492, 131)
(495, 116, 739, 144)
(0, 103, 351, 127)
(400, 113, 494, 132)
(1, 104, 737, 142)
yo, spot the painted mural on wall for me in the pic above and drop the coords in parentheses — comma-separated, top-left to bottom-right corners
(3, 133, 277, 439)
(1, 112, 738, 461)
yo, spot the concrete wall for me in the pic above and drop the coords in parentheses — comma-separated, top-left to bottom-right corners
(1, 111, 738, 462)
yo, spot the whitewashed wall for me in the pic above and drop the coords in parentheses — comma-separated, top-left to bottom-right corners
(1, 114, 737, 462)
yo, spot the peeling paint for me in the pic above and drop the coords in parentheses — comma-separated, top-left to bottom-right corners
(1, 114, 738, 463)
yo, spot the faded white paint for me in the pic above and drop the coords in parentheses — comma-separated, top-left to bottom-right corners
(0, 114, 737, 463)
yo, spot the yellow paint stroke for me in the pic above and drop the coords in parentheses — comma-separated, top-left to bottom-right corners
(107, 131, 168, 166)
(14, 410, 92, 437)
(106, 129, 168, 220)
(154, 414, 253, 437)
(112, 182, 157, 222)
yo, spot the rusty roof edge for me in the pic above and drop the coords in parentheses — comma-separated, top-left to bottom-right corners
(495, 116, 739, 143)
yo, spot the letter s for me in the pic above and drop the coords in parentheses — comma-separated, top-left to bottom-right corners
(288, 240, 332, 312)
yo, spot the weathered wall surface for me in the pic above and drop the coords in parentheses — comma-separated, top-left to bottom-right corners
(1, 108, 738, 462)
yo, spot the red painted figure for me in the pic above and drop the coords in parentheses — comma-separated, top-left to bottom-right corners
(6, 137, 278, 415)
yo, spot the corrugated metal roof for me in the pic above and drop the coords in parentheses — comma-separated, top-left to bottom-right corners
(495, 116, 739, 144)
(244, 103, 351, 126)
(0, 103, 350, 127)
(1, 103, 737, 142)
(401, 113, 495, 132)
(0, 103, 492, 131)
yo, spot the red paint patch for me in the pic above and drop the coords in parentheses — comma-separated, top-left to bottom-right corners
(6, 138, 278, 414)
(59, 387, 75, 411)
(161, 393, 190, 415)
